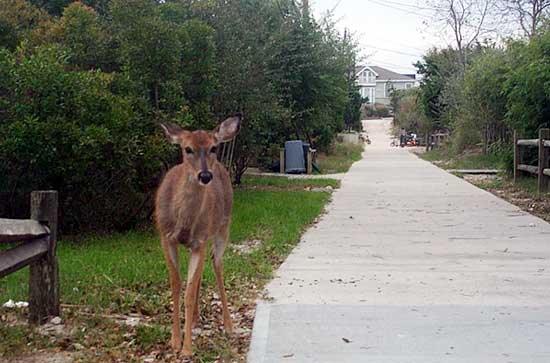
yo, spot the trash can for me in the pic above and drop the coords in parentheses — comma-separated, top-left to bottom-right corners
(284, 140, 306, 174)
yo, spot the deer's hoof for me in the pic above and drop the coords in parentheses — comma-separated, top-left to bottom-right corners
(171, 336, 182, 352)
(192, 312, 200, 328)
(224, 321, 234, 334)
(181, 347, 193, 358)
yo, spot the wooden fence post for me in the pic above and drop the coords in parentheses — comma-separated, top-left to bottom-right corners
(539, 129, 550, 194)
(514, 130, 520, 182)
(29, 190, 59, 323)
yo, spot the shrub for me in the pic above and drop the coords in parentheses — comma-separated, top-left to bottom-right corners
(364, 105, 390, 118)
(0, 46, 165, 232)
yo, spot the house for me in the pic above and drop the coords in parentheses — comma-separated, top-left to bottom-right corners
(355, 65, 416, 107)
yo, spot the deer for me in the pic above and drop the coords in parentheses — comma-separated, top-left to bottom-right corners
(154, 115, 241, 357)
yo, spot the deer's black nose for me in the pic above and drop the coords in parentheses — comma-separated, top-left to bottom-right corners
(198, 171, 213, 185)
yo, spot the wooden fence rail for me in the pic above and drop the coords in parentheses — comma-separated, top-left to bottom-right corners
(0, 190, 59, 323)
(514, 129, 550, 194)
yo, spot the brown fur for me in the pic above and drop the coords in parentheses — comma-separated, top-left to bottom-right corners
(154, 117, 239, 357)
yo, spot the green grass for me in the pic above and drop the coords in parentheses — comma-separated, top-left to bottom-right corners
(0, 190, 329, 307)
(0, 323, 52, 357)
(420, 148, 505, 170)
(316, 142, 364, 174)
(241, 175, 340, 189)
(0, 183, 333, 361)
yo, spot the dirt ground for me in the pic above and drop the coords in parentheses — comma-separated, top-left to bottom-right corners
(6, 352, 74, 363)
(463, 174, 550, 223)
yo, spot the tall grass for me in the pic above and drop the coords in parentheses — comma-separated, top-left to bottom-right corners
(316, 142, 364, 174)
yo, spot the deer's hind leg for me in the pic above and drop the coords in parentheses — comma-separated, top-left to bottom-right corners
(161, 238, 182, 351)
(212, 230, 233, 333)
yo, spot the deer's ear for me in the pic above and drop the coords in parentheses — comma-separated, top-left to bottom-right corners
(160, 122, 183, 144)
(214, 115, 241, 143)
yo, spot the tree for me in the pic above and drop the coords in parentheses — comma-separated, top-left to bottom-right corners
(1, 0, 362, 230)
(110, 0, 188, 113)
(51, 2, 113, 70)
(270, 0, 351, 148)
(505, 31, 550, 136)
(29, 0, 72, 16)
(462, 47, 509, 153)
(500, 0, 550, 38)
(0, 45, 165, 231)
(415, 48, 463, 132)
(29, 0, 113, 16)
(428, 0, 499, 70)
(392, 89, 424, 134)
(202, 0, 290, 183)
(0, 0, 52, 50)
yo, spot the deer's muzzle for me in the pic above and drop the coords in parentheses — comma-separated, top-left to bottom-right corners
(197, 149, 213, 185)
(198, 171, 213, 185)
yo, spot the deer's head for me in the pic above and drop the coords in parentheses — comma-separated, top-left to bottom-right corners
(160, 115, 241, 185)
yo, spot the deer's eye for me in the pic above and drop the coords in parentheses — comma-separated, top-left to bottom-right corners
(185, 147, 194, 155)
(210, 146, 217, 154)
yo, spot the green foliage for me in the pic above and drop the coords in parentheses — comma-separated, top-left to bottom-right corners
(414, 28, 550, 165)
(392, 89, 424, 133)
(0, 45, 164, 231)
(270, 1, 353, 150)
(344, 89, 363, 131)
(415, 48, 463, 132)
(506, 32, 550, 136)
(52, 2, 113, 70)
(0, 0, 52, 49)
(457, 47, 510, 152)
(0, 0, 361, 232)
(111, 0, 188, 113)
(365, 105, 391, 118)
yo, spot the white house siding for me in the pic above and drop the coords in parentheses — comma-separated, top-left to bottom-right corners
(375, 81, 415, 106)
(359, 86, 376, 104)
(355, 65, 416, 107)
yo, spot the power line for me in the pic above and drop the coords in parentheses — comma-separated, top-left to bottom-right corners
(380, 0, 434, 11)
(365, 0, 433, 19)
(369, 58, 419, 71)
(362, 43, 423, 57)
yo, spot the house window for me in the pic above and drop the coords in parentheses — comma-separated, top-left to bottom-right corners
(359, 70, 376, 83)
(406, 83, 412, 89)
(368, 73, 375, 83)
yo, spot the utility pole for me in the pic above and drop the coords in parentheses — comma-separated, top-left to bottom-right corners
(303, 0, 310, 19)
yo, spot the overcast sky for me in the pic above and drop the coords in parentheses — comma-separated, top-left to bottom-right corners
(312, 0, 447, 74)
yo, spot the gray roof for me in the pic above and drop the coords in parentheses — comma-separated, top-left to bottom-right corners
(369, 66, 415, 81)
(355, 65, 416, 81)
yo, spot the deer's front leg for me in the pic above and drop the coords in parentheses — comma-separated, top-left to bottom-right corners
(161, 239, 182, 351)
(182, 243, 207, 357)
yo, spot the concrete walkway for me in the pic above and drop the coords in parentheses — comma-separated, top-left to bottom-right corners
(247, 118, 550, 363)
